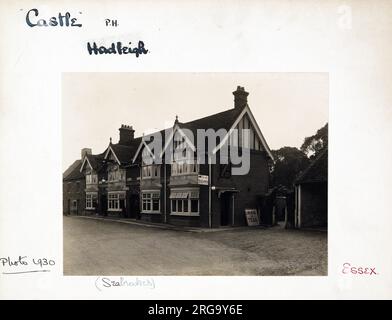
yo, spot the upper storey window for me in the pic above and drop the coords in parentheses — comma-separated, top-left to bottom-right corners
(171, 161, 199, 176)
(86, 173, 98, 185)
(108, 166, 126, 182)
(141, 165, 160, 179)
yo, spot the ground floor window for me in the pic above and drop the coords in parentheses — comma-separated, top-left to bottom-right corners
(108, 193, 120, 211)
(86, 193, 97, 209)
(86, 194, 93, 209)
(170, 189, 199, 216)
(142, 192, 160, 213)
(171, 199, 199, 215)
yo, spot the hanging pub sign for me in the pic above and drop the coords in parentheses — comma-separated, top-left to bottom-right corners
(245, 209, 260, 226)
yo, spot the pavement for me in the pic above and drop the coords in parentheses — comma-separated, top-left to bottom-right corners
(72, 215, 267, 233)
(63, 215, 328, 276)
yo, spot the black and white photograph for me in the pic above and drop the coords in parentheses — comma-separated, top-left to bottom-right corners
(62, 73, 328, 276)
(1, 0, 391, 302)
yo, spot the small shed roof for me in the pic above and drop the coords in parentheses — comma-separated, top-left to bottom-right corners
(296, 147, 328, 184)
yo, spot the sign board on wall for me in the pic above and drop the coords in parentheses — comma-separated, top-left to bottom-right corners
(245, 209, 260, 226)
(198, 175, 209, 185)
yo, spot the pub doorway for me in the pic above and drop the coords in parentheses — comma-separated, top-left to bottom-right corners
(99, 194, 107, 216)
(129, 194, 140, 219)
(220, 192, 231, 226)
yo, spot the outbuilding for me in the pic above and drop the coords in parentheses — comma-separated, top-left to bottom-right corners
(294, 147, 328, 229)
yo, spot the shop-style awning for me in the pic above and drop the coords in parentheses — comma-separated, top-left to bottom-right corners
(169, 192, 188, 199)
(169, 190, 200, 199)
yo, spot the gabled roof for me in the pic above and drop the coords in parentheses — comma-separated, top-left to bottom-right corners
(132, 108, 240, 163)
(296, 147, 328, 184)
(105, 137, 142, 165)
(63, 160, 84, 181)
(87, 153, 104, 170)
(210, 105, 274, 159)
(179, 107, 244, 134)
(63, 159, 82, 179)
(81, 152, 106, 171)
(131, 104, 274, 162)
(133, 129, 169, 163)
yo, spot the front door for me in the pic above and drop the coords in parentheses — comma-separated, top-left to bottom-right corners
(100, 194, 107, 216)
(220, 193, 231, 226)
(129, 194, 140, 219)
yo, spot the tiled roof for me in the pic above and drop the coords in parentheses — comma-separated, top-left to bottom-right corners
(110, 137, 142, 164)
(85, 152, 106, 171)
(179, 106, 245, 134)
(63, 160, 84, 181)
(296, 147, 328, 184)
(63, 159, 81, 179)
(96, 104, 267, 164)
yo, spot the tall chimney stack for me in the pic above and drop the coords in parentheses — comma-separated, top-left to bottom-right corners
(119, 124, 135, 144)
(233, 86, 249, 109)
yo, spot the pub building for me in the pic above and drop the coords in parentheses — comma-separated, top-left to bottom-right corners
(63, 86, 274, 227)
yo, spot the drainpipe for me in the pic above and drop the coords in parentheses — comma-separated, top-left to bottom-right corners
(208, 156, 212, 228)
(164, 162, 167, 223)
(139, 165, 142, 218)
(232, 194, 235, 226)
(294, 186, 298, 228)
(298, 184, 302, 228)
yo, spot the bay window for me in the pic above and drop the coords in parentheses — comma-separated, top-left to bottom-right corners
(142, 165, 160, 179)
(190, 199, 198, 212)
(86, 192, 97, 209)
(86, 173, 98, 185)
(108, 167, 126, 182)
(142, 192, 160, 213)
(108, 193, 120, 211)
(171, 162, 199, 176)
(170, 189, 200, 216)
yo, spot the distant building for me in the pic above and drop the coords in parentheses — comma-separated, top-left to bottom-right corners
(63, 149, 90, 215)
(63, 86, 275, 227)
(294, 147, 328, 229)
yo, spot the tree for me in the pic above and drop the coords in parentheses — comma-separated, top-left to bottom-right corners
(301, 123, 328, 159)
(271, 146, 310, 189)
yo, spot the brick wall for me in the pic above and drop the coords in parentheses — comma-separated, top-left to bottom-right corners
(63, 179, 86, 215)
(210, 150, 270, 226)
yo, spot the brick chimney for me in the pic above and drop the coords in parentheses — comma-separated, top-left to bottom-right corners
(81, 148, 92, 159)
(233, 86, 249, 109)
(119, 124, 135, 144)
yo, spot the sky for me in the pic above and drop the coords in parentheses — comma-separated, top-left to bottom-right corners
(62, 73, 328, 171)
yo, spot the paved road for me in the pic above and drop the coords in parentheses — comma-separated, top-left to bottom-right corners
(63, 216, 327, 276)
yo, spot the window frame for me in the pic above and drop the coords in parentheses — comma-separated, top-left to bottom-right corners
(108, 166, 125, 182)
(171, 161, 199, 176)
(141, 192, 161, 214)
(86, 173, 98, 185)
(141, 165, 160, 179)
(108, 193, 121, 211)
(86, 194, 93, 209)
(170, 198, 199, 216)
